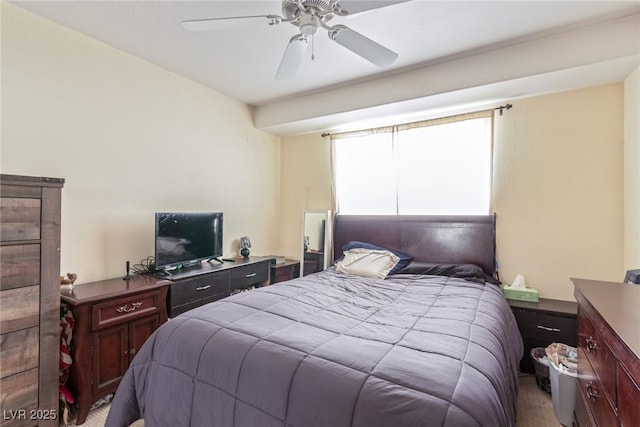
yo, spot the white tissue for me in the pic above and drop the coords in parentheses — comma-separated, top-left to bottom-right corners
(510, 274, 527, 289)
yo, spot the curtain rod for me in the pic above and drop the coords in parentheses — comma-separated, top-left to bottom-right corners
(321, 103, 513, 138)
(495, 103, 512, 116)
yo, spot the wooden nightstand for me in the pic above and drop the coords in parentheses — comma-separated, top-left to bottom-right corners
(270, 259, 300, 284)
(508, 298, 578, 373)
(303, 251, 324, 276)
(60, 275, 169, 425)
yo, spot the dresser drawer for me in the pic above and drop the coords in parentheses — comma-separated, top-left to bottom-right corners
(230, 262, 269, 290)
(0, 245, 40, 291)
(0, 368, 39, 419)
(618, 363, 640, 427)
(577, 352, 618, 427)
(169, 294, 226, 318)
(578, 311, 617, 405)
(169, 271, 229, 308)
(0, 197, 41, 242)
(92, 290, 164, 330)
(0, 286, 40, 334)
(574, 384, 597, 427)
(0, 326, 39, 378)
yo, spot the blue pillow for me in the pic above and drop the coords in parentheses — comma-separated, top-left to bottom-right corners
(341, 241, 413, 275)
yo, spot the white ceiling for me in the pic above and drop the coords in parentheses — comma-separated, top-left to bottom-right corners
(10, 0, 640, 135)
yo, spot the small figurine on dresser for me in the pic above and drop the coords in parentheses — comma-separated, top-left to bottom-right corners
(60, 273, 78, 290)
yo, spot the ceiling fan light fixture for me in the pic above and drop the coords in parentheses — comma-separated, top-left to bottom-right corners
(299, 13, 320, 35)
(328, 25, 398, 67)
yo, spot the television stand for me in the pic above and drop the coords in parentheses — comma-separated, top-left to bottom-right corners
(155, 269, 173, 277)
(157, 256, 272, 317)
(206, 257, 224, 264)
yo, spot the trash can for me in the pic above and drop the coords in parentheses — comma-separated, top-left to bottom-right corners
(530, 347, 551, 393)
(545, 343, 578, 427)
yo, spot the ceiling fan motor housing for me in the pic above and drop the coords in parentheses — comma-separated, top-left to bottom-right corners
(282, 0, 332, 19)
(282, 0, 335, 33)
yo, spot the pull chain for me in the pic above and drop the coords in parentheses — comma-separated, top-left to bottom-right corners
(311, 33, 315, 60)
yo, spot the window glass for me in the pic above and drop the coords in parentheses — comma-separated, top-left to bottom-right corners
(333, 132, 396, 214)
(396, 117, 492, 214)
(333, 114, 493, 215)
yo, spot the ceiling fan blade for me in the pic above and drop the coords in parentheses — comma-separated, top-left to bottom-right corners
(275, 35, 308, 80)
(328, 25, 398, 67)
(334, 0, 410, 15)
(182, 15, 281, 32)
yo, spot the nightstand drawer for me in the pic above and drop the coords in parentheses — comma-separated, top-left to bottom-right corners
(92, 290, 163, 330)
(230, 263, 269, 289)
(271, 260, 300, 284)
(512, 309, 576, 344)
(169, 272, 229, 308)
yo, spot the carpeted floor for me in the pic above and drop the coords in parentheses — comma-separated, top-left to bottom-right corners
(67, 374, 562, 426)
(516, 374, 563, 427)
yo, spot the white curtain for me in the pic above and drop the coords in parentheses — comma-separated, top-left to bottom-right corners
(330, 110, 495, 215)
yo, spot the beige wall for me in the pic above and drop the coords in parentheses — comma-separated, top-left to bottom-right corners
(1, 4, 281, 283)
(493, 84, 623, 301)
(279, 134, 333, 259)
(624, 67, 640, 272)
(281, 84, 625, 301)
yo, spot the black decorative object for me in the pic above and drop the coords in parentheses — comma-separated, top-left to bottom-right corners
(240, 236, 251, 258)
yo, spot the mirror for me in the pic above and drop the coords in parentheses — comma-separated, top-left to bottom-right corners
(301, 210, 333, 277)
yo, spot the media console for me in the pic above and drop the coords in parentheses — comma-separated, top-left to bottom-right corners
(158, 256, 272, 317)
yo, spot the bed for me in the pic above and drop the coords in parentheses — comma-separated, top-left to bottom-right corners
(106, 215, 523, 427)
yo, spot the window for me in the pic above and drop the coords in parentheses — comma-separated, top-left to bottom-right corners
(332, 111, 494, 215)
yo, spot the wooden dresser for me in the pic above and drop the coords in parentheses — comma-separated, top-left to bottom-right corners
(572, 278, 640, 427)
(60, 275, 169, 425)
(0, 174, 64, 427)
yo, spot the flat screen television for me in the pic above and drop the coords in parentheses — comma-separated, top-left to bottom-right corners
(154, 212, 223, 272)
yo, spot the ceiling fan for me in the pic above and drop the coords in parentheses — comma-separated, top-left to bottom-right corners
(182, 0, 409, 80)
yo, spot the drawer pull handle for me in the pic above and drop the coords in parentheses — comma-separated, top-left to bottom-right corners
(536, 325, 561, 332)
(116, 302, 142, 313)
(245, 273, 257, 278)
(586, 383, 599, 401)
(196, 285, 211, 291)
(586, 336, 599, 353)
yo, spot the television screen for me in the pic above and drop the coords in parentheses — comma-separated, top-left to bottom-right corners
(154, 212, 223, 271)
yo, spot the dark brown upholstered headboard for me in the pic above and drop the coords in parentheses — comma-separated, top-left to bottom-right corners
(333, 214, 497, 277)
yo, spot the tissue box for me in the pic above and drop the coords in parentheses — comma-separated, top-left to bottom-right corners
(503, 286, 539, 302)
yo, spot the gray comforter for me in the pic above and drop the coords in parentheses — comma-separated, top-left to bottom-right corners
(106, 268, 523, 427)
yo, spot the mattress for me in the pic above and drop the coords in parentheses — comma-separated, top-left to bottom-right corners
(106, 267, 523, 427)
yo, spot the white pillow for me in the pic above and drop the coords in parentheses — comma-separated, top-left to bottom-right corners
(336, 248, 400, 279)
